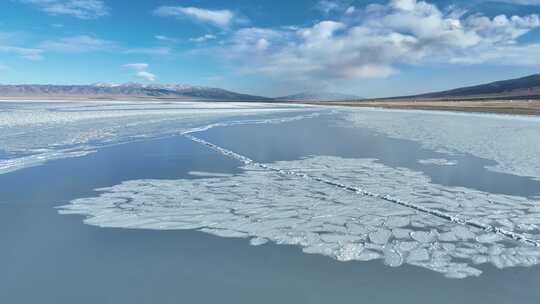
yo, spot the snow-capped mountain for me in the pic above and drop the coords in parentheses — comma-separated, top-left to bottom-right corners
(0, 83, 269, 101)
(275, 92, 362, 102)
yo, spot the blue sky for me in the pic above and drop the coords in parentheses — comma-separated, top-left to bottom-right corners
(1, 0, 540, 97)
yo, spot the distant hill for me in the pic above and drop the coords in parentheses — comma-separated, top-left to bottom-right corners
(275, 92, 362, 102)
(396, 74, 540, 101)
(0, 83, 269, 101)
(6, 74, 540, 102)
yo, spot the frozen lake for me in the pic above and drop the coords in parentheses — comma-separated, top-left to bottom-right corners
(1, 101, 540, 303)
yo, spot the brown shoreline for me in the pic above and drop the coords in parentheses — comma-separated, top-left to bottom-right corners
(311, 100, 540, 116)
(3, 96, 540, 116)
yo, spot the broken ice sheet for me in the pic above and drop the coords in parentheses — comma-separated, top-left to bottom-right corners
(418, 159, 457, 166)
(343, 109, 540, 180)
(0, 101, 315, 175)
(188, 171, 234, 178)
(59, 156, 540, 279)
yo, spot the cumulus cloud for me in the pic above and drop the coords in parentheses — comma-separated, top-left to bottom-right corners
(217, 0, 540, 85)
(134, 71, 157, 81)
(154, 6, 235, 28)
(18, 0, 109, 19)
(123, 63, 157, 81)
(255, 38, 269, 51)
(452, 43, 540, 65)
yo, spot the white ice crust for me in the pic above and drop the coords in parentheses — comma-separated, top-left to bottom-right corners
(418, 159, 457, 166)
(6, 101, 540, 278)
(60, 155, 540, 279)
(343, 108, 540, 180)
(0, 100, 314, 174)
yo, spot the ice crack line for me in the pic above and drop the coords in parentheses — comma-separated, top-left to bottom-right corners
(184, 134, 540, 248)
(181, 112, 323, 134)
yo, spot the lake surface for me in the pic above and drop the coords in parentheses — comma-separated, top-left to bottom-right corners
(1, 101, 540, 303)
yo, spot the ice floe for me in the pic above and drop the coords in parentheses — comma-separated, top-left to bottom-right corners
(185, 135, 540, 246)
(0, 148, 96, 175)
(343, 108, 540, 180)
(418, 159, 457, 166)
(60, 154, 540, 278)
(188, 171, 234, 178)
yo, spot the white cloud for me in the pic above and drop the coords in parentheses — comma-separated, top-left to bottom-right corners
(38, 35, 171, 57)
(40, 35, 116, 52)
(316, 0, 349, 14)
(19, 0, 108, 19)
(0, 31, 44, 60)
(154, 6, 235, 28)
(190, 34, 217, 43)
(155, 35, 178, 43)
(123, 63, 157, 82)
(135, 71, 157, 81)
(122, 63, 148, 70)
(0, 46, 43, 60)
(345, 6, 356, 14)
(217, 0, 540, 85)
(227, 27, 287, 53)
(255, 38, 269, 51)
(124, 47, 171, 56)
(452, 43, 540, 65)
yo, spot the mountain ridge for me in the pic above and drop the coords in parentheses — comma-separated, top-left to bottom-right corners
(275, 91, 362, 102)
(391, 74, 540, 101)
(3, 74, 540, 102)
(0, 83, 270, 101)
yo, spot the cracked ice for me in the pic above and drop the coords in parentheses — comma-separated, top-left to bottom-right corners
(60, 155, 540, 279)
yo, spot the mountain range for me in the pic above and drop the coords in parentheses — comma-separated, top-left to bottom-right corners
(274, 92, 362, 102)
(0, 83, 269, 101)
(391, 74, 540, 101)
(0, 82, 363, 102)
(1, 74, 540, 102)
